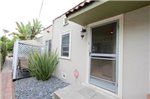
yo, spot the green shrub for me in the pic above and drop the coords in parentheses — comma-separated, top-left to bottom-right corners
(28, 51, 58, 81)
(0, 53, 2, 71)
(6, 37, 17, 53)
(1, 42, 7, 65)
(0, 36, 7, 66)
(0, 41, 2, 68)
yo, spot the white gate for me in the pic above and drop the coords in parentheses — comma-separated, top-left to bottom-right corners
(12, 40, 44, 79)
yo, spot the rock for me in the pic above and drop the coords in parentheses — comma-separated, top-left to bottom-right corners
(14, 76, 69, 99)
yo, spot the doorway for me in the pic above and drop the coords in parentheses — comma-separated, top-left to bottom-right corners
(89, 21, 118, 93)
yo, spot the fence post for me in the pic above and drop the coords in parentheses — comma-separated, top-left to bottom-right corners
(12, 40, 19, 80)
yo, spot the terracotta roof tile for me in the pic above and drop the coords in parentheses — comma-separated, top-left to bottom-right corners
(66, 0, 95, 17)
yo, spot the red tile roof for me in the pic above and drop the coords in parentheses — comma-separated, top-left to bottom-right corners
(66, 0, 95, 17)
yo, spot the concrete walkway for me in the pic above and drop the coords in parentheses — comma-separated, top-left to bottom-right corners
(0, 57, 15, 99)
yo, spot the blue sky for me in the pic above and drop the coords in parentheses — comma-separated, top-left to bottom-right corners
(0, 0, 83, 37)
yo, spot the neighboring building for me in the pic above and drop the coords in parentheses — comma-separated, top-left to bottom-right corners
(37, 1, 150, 99)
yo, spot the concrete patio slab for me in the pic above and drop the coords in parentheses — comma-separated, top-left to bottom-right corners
(53, 83, 118, 99)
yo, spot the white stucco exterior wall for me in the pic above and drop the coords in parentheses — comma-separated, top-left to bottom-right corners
(52, 15, 87, 84)
(35, 26, 52, 44)
(123, 6, 150, 99)
(42, 26, 53, 42)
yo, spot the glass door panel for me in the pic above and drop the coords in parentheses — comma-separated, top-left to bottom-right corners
(90, 21, 118, 93)
(91, 58, 116, 82)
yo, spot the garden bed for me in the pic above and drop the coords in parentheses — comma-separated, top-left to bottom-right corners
(14, 76, 69, 99)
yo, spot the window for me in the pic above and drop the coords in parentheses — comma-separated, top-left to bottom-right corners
(61, 33, 70, 58)
(45, 40, 51, 53)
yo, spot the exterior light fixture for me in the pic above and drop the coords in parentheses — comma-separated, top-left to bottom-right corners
(81, 28, 86, 39)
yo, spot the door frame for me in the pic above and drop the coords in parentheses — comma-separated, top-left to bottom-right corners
(86, 14, 123, 98)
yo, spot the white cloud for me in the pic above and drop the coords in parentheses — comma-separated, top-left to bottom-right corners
(0, 0, 83, 37)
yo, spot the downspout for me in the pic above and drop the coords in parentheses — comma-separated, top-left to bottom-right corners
(12, 40, 19, 80)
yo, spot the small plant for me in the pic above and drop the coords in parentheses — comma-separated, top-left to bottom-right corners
(28, 51, 58, 81)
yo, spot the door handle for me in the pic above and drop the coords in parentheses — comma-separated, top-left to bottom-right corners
(89, 52, 91, 56)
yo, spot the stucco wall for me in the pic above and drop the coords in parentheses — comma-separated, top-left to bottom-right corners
(52, 16, 87, 83)
(42, 26, 53, 42)
(123, 6, 150, 99)
(35, 26, 52, 44)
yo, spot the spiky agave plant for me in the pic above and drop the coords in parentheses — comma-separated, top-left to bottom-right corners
(28, 51, 58, 80)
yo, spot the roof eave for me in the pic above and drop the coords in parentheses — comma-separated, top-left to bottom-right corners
(67, 1, 150, 26)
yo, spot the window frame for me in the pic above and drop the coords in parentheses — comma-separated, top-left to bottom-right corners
(86, 14, 123, 98)
(89, 21, 118, 93)
(45, 40, 51, 53)
(60, 31, 71, 59)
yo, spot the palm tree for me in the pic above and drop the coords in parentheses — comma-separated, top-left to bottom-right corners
(30, 19, 42, 39)
(13, 22, 31, 40)
(13, 19, 43, 40)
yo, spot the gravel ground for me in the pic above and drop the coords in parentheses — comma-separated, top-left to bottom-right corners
(14, 76, 69, 99)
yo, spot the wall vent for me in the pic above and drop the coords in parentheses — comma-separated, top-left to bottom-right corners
(61, 72, 66, 79)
